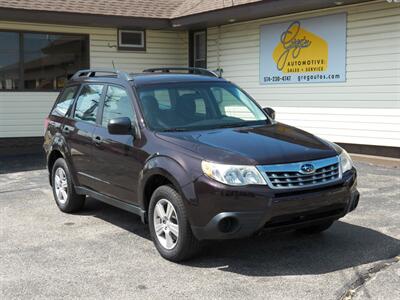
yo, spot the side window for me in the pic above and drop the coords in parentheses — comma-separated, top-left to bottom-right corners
(51, 86, 78, 117)
(178, 89, 207, 115)
(74, 84, 103, 123)
(194, 98, 206, 115)
(154, 89, 171, 110)
(141, 89, 171, 110)
(211, 87, 256, 120)
(102, 85, 135, 127)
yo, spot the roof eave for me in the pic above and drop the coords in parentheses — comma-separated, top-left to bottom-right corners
(171, 0, 375, 29)
(0, 7, 171, 29)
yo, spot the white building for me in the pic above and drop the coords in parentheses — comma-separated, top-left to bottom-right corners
(0, 0, 399, 157)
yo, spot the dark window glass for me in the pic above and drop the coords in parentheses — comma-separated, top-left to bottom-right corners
(194, 31, 206, 68)
(118, 30, 145, 49)
(74, 84, 103, 123)
(138, 83, 267, 131)
(102, 85, 135, 127)
(0, 32, 20, 90)
(51, 85, 78, 117)
(23, 33, 89, 90)
(121, 32, 142, 45)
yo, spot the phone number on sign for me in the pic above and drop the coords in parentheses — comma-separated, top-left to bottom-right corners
(263, 75, 292, 83)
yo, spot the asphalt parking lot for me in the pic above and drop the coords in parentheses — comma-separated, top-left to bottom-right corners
(1, 157, 399, 299)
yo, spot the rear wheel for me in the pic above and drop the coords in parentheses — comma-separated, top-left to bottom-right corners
(51, 158, 85, 213)
(148, 185, 200, 262)
(296, 221, 334, 234)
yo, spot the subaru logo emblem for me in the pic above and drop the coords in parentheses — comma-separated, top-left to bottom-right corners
(300, 163, 315, 174)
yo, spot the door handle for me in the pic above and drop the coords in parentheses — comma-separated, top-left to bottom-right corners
(93, 135, 103, 146)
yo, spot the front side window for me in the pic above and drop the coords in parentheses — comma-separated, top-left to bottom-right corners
(74, 84, 103, 123)
(0, 30, 89, 91)
(138, 82, 268, 131)
(102, 85, 135, 127)
(51, 85, 79, 117)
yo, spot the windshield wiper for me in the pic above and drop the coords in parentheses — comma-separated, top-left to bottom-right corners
(214, 122, 250, 129)
(159, 127, 188, 132)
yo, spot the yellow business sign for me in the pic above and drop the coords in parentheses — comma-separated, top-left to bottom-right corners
(272, 21, 328, 74)
(260, 14, 346, 84)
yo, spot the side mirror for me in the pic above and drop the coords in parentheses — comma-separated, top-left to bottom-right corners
(107, 117, 132, 135)
(263, 107, 276, 120)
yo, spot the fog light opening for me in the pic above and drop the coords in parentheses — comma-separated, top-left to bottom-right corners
(218, 217, 239, 233)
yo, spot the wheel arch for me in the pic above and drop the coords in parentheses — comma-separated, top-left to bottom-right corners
(138, 156, 198, 219)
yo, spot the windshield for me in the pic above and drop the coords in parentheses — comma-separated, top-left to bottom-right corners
(137, 82, 268, 131)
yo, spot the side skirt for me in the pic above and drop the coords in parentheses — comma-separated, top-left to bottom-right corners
(75, 186, 147, 223)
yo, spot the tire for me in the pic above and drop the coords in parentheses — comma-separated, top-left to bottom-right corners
(51, 158, 85, 213)
(296, 221, 334, 234)
(148, 185, 201, 262)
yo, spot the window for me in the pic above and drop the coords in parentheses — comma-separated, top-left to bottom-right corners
(74, 84, 103, 123)
(138, 82, 267, 131)
(190, 30, 206, 68)
(0, 30, 89, 91)
(51, 85, 79, 117)
(0, 32, 20, 90)
(118, 29, 146, 51)
(102, 85, 135, 127)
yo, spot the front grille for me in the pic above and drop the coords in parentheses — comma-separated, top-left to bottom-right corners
(257, 156, 341, 190)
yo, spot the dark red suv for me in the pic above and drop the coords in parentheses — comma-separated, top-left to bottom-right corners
(43, 68, 359, 261)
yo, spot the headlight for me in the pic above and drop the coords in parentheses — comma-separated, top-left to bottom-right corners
(339, 149, 353, 173)
(201, 161, 266, 186)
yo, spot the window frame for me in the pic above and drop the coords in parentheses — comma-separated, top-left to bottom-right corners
(99, 84, 137, 128)
(71, 83, 106, 125)
(117, 29, 146, 51)
(189, 29, 207, 68)
(50, 84, 81, 117)
(0, 29, 90, 92)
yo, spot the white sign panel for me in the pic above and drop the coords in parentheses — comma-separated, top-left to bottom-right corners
(260, 13, 347, 84)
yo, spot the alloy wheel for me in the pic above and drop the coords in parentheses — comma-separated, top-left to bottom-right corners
(54, 167, 68, 204)
(153, 198, 179, 250)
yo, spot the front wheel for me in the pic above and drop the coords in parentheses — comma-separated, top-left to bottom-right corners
(148, 185, 200, 262)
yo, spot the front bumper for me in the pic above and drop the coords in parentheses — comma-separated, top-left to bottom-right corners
(189, 168, 359, 240)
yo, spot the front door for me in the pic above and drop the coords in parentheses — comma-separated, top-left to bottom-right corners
(91, 84, 142, 204)
(63, 83, 105, 188)
(189, 30, 207, 68)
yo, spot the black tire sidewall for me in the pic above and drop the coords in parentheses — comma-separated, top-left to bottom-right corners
(51, 158, 75, 211)
(148, 185, 192, 260)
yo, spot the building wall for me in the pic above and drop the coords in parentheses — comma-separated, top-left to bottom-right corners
(207, 1, 400, 147)
(0, 21, 188, 138)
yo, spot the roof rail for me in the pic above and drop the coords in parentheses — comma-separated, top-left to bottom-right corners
(143, 67, 219, 78)
(71, 68, 131, 81)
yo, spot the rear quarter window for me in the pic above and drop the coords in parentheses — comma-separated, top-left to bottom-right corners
(51, 86, 79, 117)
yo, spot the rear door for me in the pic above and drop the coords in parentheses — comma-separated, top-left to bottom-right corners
(91, 84, 142, 203)
(62, 83, 105, 188)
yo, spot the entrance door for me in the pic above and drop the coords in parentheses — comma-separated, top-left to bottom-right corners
(189, 30, 207, 68)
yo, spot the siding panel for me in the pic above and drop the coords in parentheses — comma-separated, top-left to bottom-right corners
(207, 1, 400, 147)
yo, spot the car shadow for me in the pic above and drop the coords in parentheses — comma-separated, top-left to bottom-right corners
(80, 197, 400, 276)
(0, 153, 46, 174)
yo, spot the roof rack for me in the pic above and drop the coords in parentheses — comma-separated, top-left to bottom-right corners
(143, 67, 219, 78)
(71, 68, 131, 81)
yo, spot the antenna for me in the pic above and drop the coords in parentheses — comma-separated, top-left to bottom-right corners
(112, 60, 116, 70)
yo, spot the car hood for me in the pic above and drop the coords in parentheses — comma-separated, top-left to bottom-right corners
(155, 123, 338, 165)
